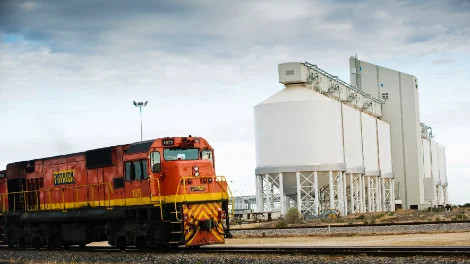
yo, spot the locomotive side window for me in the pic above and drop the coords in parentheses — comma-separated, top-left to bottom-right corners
(125, 161, 133, 181)
(125, 160, 148, 181)
(142, 160, 148, 180)
(133, 161, 142, 181)
(150, 151, 161, 173)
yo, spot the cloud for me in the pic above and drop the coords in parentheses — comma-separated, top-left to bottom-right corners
(432, 58, 455, 64)
(0, 0, 469, 199)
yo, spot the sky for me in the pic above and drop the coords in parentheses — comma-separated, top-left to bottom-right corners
(0, 0, 469, 204)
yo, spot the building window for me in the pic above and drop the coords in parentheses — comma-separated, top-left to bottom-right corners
(382, 93, 389, 100)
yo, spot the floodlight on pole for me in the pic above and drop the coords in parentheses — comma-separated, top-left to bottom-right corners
(133, 100, 148, 141)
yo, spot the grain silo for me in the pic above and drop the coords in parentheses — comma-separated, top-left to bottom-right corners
(254, 62, 393, 217)
(377, 119, 394, 211)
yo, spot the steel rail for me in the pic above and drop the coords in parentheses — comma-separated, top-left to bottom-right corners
(1, 246, 470, 257)
(231, 219, 470, 231)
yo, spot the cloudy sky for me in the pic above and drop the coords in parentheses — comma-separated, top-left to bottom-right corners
(0, 0, 469, 203)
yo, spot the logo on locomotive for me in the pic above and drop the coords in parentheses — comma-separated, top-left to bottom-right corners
(53, 169, 75, 185)
(189, 186, 205, 192)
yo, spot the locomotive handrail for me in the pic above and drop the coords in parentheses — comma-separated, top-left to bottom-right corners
(174, 176, 233, 221)
(41, 182, 112, 209)
(0, 182, 113, 212)
(148, 177, 168, 222)
(216, 176, 235, 217)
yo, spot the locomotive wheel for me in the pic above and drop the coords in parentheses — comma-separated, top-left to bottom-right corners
(116, 236, 126, 251)
(47, 236, 56, 249)
(135, 237, 146, 249)
(18, 237, 26, 249)
(32, 237, 41, 249)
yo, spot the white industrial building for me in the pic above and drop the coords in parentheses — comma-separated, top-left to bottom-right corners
(253, 57, 448, 217)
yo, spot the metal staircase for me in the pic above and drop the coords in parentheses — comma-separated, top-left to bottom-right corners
(168, 204, 183, 246)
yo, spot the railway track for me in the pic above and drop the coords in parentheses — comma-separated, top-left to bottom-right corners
(230, 219, 470, 231)
(1, 245, 469, 257)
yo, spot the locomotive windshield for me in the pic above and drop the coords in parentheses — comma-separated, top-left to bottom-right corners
(163, 148, 199, 161)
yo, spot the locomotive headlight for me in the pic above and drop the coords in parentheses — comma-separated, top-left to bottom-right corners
(193, 166, 199, 171)
(194, 171, 200, 177)
(208, 178, 213, 183)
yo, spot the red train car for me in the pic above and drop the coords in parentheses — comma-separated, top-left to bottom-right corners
(0, 136, 233, 249)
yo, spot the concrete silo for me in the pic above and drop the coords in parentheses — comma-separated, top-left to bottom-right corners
(349, 57, 449, 209)
(254, 62, 392, 217)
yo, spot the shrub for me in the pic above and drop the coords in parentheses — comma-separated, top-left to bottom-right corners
(275, 220, 288, 228)
(376, 213, 385, 219)
(435, 217, 441, 222)
(285, 207, 302, 224)
(388, 212, 395, 216)
(457, 214, 468, 220)
(356, 215, 366, 220)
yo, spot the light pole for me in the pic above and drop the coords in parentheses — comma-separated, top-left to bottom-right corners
(133, 100, 148, 141)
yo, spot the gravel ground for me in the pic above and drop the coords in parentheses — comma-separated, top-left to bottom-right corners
(1, 250, 470, 264)
(230, 223, 470, 237)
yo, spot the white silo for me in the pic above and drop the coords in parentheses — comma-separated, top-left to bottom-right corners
(361, 113, 380, 212)
(438, 145, 447, 204)
(254, 62, 385, 217)
(430, 142, 441, 205)
(377, 119, 395, 211)
(254, 83, 345, 216)
(342, 104, 365, 214)
(422, 139, 434, 203)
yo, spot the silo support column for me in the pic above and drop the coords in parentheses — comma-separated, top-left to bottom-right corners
(296, 172, 301, 214)
(314, 171, 319, 215)
(329, 171, 334, 210)
(339, 172, 344, 215)
(367, 176, 372, 212)
(279, 173, 285, 215)
(265, 174, 271, 212)
(344, 173, 347, 215)
(381, 178, 386, 212)
(349, 173, 354, 214)
(376, 176, 381, 212)
(256, 175, 264, 212)
(360, 175, 365, 213)
(391, 178, 395, 211)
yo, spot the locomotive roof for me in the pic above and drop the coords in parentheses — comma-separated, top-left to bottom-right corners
(124, 139, 155, 155)
(6, 136, 206, 167)
(8, 139, 157, 166)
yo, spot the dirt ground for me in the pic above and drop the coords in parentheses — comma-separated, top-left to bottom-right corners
(90, 231, 470, 247)
(231, 208, 470, 229)
(218, 232, 470, 247)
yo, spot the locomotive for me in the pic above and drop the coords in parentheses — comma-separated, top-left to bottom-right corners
(0, 136, 233, 249)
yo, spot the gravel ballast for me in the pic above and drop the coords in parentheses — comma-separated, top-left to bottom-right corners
(230, 223, 470, 237)
(1, 250, 470, 264)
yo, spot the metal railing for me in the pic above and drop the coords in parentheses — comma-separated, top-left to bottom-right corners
(0, 182, 112, 213)
(174, 176, 233, 221)
(148, 178, 168, 222)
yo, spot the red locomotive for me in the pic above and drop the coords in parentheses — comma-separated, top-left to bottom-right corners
(0, 136, 233, 249)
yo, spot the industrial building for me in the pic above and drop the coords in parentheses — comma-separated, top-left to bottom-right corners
(253, 57, 448, 217)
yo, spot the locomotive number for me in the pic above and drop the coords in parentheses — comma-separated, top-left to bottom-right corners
(132, 189, 142, 198)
